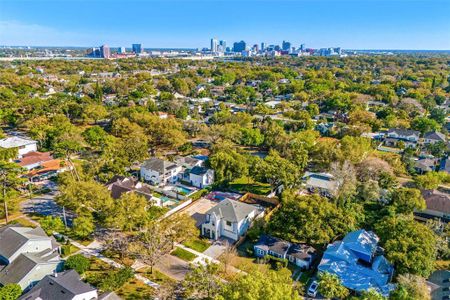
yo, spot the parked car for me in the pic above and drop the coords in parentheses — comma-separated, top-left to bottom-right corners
(307, 280, 319, 297)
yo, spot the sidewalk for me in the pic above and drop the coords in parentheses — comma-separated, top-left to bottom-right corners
(70, 239, 160, 289)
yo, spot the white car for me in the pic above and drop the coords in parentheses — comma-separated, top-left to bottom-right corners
(307, 280, 319, 297)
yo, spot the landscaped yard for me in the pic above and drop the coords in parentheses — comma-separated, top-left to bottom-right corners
(171, 247, 197, 261)
(116, 279, 155, 300)
(229, 176, 272, 195)
(137, 267, 176, 285)
(183, 237, 210, 253)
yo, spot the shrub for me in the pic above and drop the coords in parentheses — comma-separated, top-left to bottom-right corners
(0, 283, 22, 300)
(65, 254, 90, 274)
(99, 267, 134, 291)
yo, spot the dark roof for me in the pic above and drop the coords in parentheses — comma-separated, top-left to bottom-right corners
(424, 131, 446, 142)
(255, 235, 290, 255)
(255, 235, 316, 260)
(141, 157, 178, 173)
(0, 249, 61, 286)
(190, 166, 209, 176)
(387, 128, 420, 137)
(106, 176, 153, 200)
(206, 199, 261, 223)
(421, 190, 450, 214)
(287, 243, 317, 260)
(0, 226, 52, 262)
(19, 270, 96, 300)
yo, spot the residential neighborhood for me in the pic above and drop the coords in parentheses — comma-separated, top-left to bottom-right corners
(0, 47, 449, 300)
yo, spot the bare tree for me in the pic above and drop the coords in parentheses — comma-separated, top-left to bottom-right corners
(130, 223, 168, 274)
(219, 240, 237, 275)
(102, 231, 130, 262)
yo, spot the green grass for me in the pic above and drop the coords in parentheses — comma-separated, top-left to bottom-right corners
(171, 247, 197, 262)
(84, 257, 155, 299)
(61, 243, 80, 257)
(138, 268, 176, 284)
(116, 279, 155, 300)
(183, 238, 210, 253)
(229, 176, 272, 195)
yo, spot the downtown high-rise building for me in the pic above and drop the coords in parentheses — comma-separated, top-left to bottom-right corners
(233, 40, 246, 52)
(218, 40, 226, 53)
(261, 42, 266, 51)
(210, 38, 218, 52)
(282, 40, 291, 51)
(118, 46, 126, 54)
(100, 44, 110, 58)
(132, 44, 142, 54)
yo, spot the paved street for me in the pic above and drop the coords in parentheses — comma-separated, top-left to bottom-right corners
(155, 254, 191, 281)
(21, 192, 74, 225)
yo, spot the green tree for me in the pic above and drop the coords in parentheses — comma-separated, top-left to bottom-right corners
(0, 283, 22, 300)
(414, 171, 448, 190)
(256, 150, 301, 191)
(390, 274, 430, 300)
(411, 117, 440, 134)
(219, 268, 301, 300)
(40, 216, 66, 235)
(0, 161, 25, 223)
(269, 193, 355, 244)
(375, 215, 436, 277)
(359, 288, 386, 300)
(391, 188, 426, 214)
(72, 212, 95, 240)
(318, 272, 349, 299)
(65, 254, 91, 274)
(183, 263, 223, 300)
(107, 192, 149, 231)
(209, 149, 248, 184)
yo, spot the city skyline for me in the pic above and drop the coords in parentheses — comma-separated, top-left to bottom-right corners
(1, 0, 450, 50)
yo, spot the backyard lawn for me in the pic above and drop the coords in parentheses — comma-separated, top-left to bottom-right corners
(171, 247, 197, 262)
(229, 177, 272, 195)
(183, 237, 210, 253)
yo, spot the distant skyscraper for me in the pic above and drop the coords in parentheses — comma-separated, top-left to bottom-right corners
(100, 44, 110, 58)
(282, 40, 291, 51)
(218, 40, 226, 53)
(118, 47, 126, 54)
(233, 40, 246, 52)
(261, 42, 266, 51)
(253, 44, 259, 52)
(132, 44, 142, 54)
(210, 38, 218, 52)
(300, 44, 306, 51)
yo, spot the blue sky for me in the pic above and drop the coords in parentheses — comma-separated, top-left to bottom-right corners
(1, 0, 449, 50)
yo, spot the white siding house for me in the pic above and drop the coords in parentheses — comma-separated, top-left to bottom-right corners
(201, 199, 264, 242)
(0, 136, 38, 158)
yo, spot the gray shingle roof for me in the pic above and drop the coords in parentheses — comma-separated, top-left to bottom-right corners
(0, 249, 61, 286)
(141, 157, 178, 174)
(424, 131, 446, 142)
(19, 269, 96, 300)
(387, 128, 420, 137)
(0, 226, 51, 262)
(206, 199, 260, 223)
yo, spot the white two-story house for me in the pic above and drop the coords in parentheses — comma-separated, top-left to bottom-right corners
(201, 199, 264, 242)
(385, 128, 420, 148)
(140, 157, 182, 186)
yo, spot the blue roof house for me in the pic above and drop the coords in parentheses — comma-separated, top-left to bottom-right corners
(318, 229, 395, 297)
